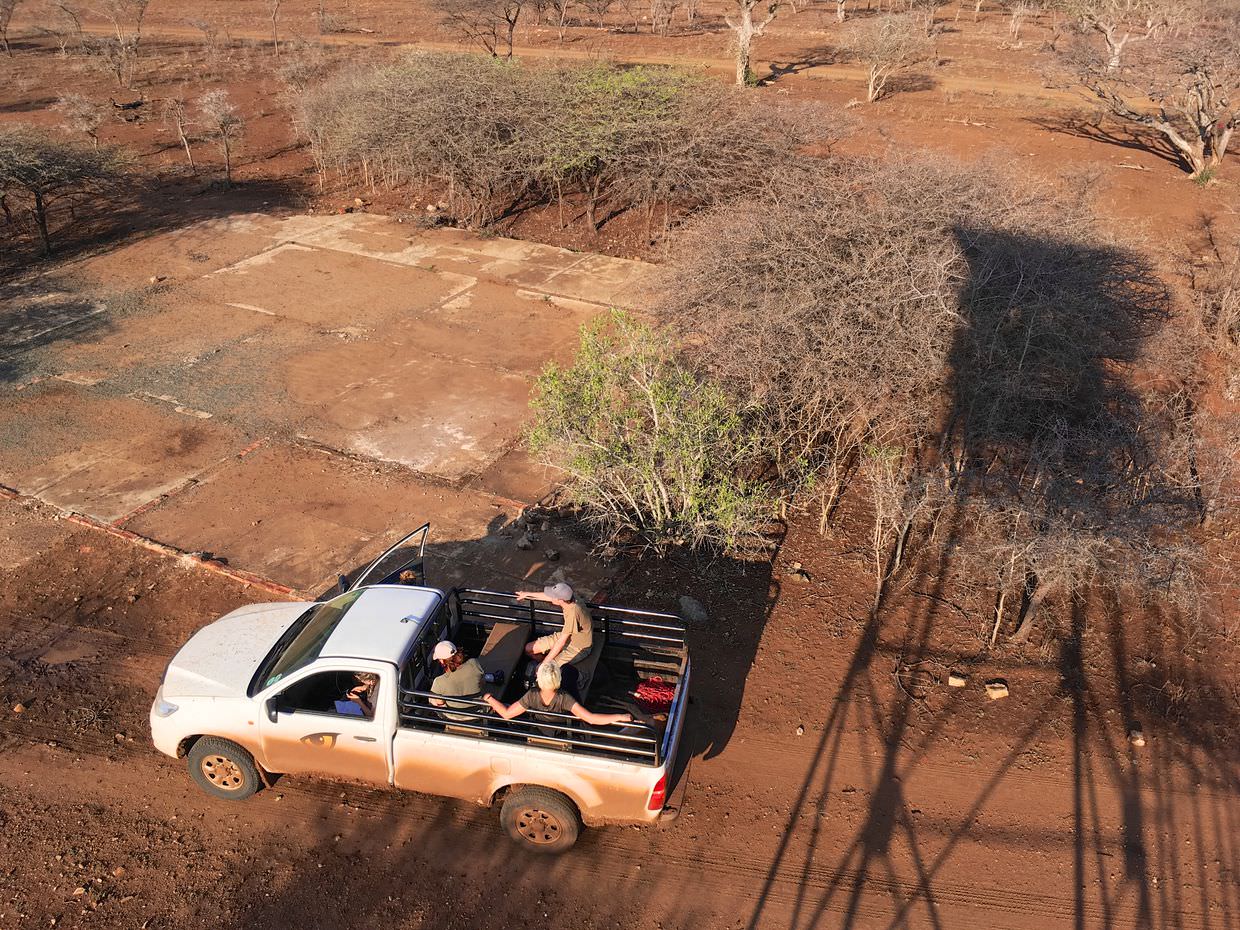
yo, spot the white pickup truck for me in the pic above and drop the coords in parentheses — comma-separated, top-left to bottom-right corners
(150, 526, 691, 852)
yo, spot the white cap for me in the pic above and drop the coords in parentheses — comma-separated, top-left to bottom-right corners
(432, 641, 457, 661)
(543, 582, 574, 602)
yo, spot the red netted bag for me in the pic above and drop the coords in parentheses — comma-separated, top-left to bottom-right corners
(634, 676, 676, 712)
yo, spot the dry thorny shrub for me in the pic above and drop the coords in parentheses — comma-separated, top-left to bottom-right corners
(294, 52, 835, 233)
(640, 155, 1234, 640)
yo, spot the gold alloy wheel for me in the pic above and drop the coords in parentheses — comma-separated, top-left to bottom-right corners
(200, 754, 245, 791)
(515, 807, 563, 845)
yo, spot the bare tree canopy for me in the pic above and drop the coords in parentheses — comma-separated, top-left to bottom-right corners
(200, 89, 244, 186)
(431, 0, 525, 58)
(0, 0, 22, 57)
(1066, 29, 1238, 178)
(0, 125, 129, 254)
(841, 13, 935, 102)
(639, 155, 1216, 632)
(296, 53, 830, 232)
(1054, 0, 1177, 70)
(52, 93, 106, 148)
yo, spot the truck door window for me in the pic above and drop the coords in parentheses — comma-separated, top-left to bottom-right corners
(278, 670, 379, 720)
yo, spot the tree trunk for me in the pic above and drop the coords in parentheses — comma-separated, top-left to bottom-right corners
(180, 129, 195, 169)
(223, 138, 232, 186)
(836, 0, 846, 21)
(1011, 575, 1055, 643)
(33, 191, 51, 256)
(734, 17, 754, 85)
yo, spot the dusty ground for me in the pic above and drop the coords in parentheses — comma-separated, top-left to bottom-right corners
(1, 4, 1238, 929)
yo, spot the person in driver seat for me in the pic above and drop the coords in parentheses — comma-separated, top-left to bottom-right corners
(337, 672, 379, 718)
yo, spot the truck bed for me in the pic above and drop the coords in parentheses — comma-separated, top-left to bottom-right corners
(396, 589, 689, 767)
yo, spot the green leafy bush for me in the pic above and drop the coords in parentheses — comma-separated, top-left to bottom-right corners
(527, 311, 777, 553)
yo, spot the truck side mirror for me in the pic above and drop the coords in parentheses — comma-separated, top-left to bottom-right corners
(265, 699, 278, 723)
(337, 573, 349, 595)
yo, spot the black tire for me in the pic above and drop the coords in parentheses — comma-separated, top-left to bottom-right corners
(499, 787, 581, 853)
(187, 737, 262, 800)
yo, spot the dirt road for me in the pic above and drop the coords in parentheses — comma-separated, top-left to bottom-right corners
(2, 495, 1233, 930)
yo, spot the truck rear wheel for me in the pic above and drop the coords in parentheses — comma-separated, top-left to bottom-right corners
(500, 787, 580, 853)
(187, 737, 261, 800)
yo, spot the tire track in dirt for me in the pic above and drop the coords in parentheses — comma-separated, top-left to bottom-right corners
(0, 722, 1212, 930)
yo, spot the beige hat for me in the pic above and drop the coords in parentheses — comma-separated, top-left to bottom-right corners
(432, 640, 457, 661)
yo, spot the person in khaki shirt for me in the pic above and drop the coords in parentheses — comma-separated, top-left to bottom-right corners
(517, 582, 594, 666)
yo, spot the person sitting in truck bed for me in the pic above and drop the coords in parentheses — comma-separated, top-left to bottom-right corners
(481, 661, 630, 735)
(517, 582, 593, 667)
(429, 641, 500, 723)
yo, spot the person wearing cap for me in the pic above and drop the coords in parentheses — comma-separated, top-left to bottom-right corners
(429, 641, 499, 722)
(517, 582, 594, 667)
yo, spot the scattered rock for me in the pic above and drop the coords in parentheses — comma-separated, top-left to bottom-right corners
(111, 867, 124, 877)
(678, 596, 709, 625)
(353, 197, 365, 207)
(515, 532, 535, 551)
(425, 203, 438, 213)
(72, 887, 85, 897)
(795, 725, 805, 737)
(540, 519, 552, 532)
(788, 561, 803, 571)
(113, 733, 125, 743)
(543, 549, 560, 562)
(1129, 727, 1146, 748)
(147, 275, 167, 284)
(788, 569, 812, 583)
(984, 680, 1009, 700)
(12, 702, 24, 714)
(948, 671, 968, 688)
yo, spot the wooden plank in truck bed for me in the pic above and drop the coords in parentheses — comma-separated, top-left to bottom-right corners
(478, 621, 528, 699)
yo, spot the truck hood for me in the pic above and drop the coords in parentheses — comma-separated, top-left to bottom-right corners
(161, 602, 310, 699)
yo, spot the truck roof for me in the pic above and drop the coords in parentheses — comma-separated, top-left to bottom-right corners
(319, 585, 444, 667)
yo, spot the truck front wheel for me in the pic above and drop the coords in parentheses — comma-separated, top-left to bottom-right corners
(500, 787, 581, 853)
(187, 737, 262, 800)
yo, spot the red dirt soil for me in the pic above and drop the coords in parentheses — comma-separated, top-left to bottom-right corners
(1, 4, 1238, 930)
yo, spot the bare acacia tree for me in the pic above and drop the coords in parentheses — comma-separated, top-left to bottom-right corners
(432, 0, 525, 58)
(161, 95, 195, 169)
(1057, 0, 1171, 70)
(583, 0, 613, 25)
(0, 125, 129, 254)
(200, 89, 244, 186)
(726, 0, 780, 86)
(50, 0, 84, 47)
(549, 0, 573, 40)
(0, 0, 22, 57)
(296, 54, 817, 231)
(1072, 39, 1237, 178)
(52, 94, 106, 148)
(843, 12, 934, 101)
(657, 156, 1204, 638)
(268, 0, 282, 57)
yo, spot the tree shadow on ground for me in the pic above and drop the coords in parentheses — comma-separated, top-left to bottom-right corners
(0, 279, 115, 384)
(763, 48, 839, 84)
(1027, 114, 1188, 171)
(742, 227, 1234, 929)
(0, 175, 308, 279)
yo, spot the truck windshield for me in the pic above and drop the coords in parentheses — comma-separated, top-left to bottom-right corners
(259, 590, 364, 690)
